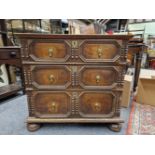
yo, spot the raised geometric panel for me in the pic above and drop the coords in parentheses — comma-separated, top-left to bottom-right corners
(29, 40, 71, 62)
(79, 66, 120, 89)
(31, 65, 71, 89)
(79, 91, 116, 118)
(79, 40, 121, 63)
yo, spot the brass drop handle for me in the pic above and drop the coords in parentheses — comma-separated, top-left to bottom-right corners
(97, 48, 103, 58)
(51, 102, 56, 112)
(96, 75, 101, 83)
(94, 102, 101, 112)
(48, 102, 57, 113)
(48, 48, 53, 57)
(49, 74, 55, 84)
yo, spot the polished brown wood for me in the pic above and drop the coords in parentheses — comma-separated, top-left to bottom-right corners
(29, 41, 70, 62)
(82, 41, 120, 60)
(80, 66, 120, 88)
(0, 47, 24, 99)
(79, 91, 114, 117)
(31, 65, 71, 89)
(0, 49, 20, 59)
(33, 91, 71, 118)
(128, 40, 147, 90)
(0, 47, 21, 66)
(27, 117, 124, 123)
(16, 34, 132, 132)
(15, 33, 133, 40)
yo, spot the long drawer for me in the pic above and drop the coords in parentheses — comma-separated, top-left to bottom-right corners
(21, 39, 124, 64)
(29, 90, 119, 118)
(24, 65, 124, 90)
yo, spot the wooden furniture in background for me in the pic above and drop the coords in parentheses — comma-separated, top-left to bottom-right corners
(7, 19, 43, 33)
(0, 20, 23, 99)
(68, 19, 103, 34)
(0, 19, 8, 46)
(16, 33, 132, 132)
(128, 38, 147, 90)
(0, 47, 24, 99)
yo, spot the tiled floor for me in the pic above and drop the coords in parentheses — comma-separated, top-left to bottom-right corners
(0, 94, 131, 135)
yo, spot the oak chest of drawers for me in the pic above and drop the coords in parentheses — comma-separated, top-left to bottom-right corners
(16, 34, 132, 132)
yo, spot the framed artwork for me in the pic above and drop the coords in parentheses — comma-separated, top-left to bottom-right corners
(0, 64, 9, 87)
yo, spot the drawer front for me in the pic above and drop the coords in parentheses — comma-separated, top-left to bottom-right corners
(79, 40, 121, 62)
(79, 91, 116, 118)
(29, 40, 70, 62)
(31, 65, 71, 89)
(0, 50, 20, 59)
(32, 91, 71, 118)
(79, 66, 120, 89)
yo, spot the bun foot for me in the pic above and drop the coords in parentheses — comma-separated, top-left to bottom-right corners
(108, 123, 122, 132)
(27, 123, 41, 132)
